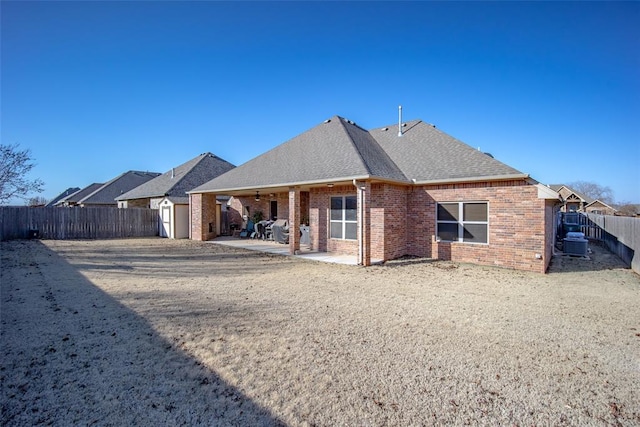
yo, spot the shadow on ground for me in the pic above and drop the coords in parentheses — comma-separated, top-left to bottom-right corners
(0, 240, 286, 426)
(548, 240, 631, 274)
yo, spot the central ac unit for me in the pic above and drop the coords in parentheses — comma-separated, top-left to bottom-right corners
(563, 238, 588, 257)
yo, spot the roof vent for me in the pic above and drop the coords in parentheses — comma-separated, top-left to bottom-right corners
(171, 168, 175, 179)
(398, 105, 403, 137)
(382, 127, 388, 131)
(324, 119, 331, 123)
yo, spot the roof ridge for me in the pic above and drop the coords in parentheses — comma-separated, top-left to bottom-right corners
(340, 118, 408, 181)
(163, 153, 209, 196)
(335, 118, 373, 174)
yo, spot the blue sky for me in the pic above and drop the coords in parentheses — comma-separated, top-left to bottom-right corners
(2, 1, 639, 204)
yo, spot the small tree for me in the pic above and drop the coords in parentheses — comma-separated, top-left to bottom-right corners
(28, 196, 49, 207)
(0, 144, 45, 204)
(615, 202, 639, 217)
(568, 180, 614, 204)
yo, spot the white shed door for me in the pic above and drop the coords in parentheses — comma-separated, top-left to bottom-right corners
(160, 206, 171, 238)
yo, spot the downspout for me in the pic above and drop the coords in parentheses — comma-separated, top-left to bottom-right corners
(188, 194, 192, 240)
(353, 179, 364, 265)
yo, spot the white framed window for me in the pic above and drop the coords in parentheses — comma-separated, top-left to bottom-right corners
(437, 202, 488, 244)
(330, 195, 357, 240)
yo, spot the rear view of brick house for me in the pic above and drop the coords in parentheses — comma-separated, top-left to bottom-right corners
(190, 114, 560, 273)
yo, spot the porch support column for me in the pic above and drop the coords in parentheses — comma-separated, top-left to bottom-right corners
(190, 192, 217, 241)
(356, 181, 372, 266)
(289, 187, 301, 254)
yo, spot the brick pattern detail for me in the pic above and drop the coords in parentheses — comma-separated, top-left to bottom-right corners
(193, 179, 552, 272)
(227, 197, 244, 229)
(310, 186, 359, 256)
(409, 181, 548, 273)
(190, 193, 217, 241)
(370, 183, 408, 261)
(309, 189, 326, 252)
(288, 188, 301, 253)
(359, 181, 371, 265)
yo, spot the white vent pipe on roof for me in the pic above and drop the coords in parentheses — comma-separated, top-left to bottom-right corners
(398, 105, 403, 137)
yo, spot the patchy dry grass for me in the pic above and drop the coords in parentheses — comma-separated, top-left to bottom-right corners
(2, 238, 639, 426)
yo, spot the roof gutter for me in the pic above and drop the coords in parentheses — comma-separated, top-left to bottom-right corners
(188, 173, 529, 195)
(187, 175, 409, 194)
(412, 173, 530, 186)
(353, 179, 366, 266)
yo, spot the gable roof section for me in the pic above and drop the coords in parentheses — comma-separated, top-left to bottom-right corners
(115, 153, 235, 201)
(585, 199, 616, 211)
(192, 116, 407, 193)
(370, 121, 526, 183)
(46, 187, 81, 207)
(549, 184, 593, 204)
(55, 183, 104, 205)
(192, 115, 529, 194)
(79, 171, 161, 205)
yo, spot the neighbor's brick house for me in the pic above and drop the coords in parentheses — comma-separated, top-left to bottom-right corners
(190, 116, 560, 273)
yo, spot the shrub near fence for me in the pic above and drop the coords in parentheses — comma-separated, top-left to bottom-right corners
(0, 207, 159, 240)
(585, 213, 640, 275)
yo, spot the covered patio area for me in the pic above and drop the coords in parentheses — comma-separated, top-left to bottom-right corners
(209, 236, 383, 265)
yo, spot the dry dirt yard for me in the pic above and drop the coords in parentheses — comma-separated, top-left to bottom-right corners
(1, 238, 639, 426)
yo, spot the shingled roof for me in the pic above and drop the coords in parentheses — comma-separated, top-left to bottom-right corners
(55, 183, 104, 206)
(549, 184, 593, 203)
(115, 153, 235, 202)
(191, 115, 527, 194)
(78, 171, 161, 206)
(371, 119, 525, 183)
(46, 187, 81, 207)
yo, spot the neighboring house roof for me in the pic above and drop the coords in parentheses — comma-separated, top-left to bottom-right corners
(46, 187, 81, 207)
(78, 171, 161, 206)
(55, 183, 104, 206)
(192, 116, 527, 194)
(115, 153, 235, 202)
(585, 199, 616, 211)
(549, 185, 593, 204)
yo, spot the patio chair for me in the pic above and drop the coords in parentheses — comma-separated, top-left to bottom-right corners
(239, 220, 254, 238)
(263, 220, 274, 241)
(254, 222, 265, 239)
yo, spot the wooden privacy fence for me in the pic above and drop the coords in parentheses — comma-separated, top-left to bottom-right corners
(0, 207, 159, 240)
(582, 213, 640, 274)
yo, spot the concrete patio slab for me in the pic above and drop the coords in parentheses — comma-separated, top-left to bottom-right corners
(209, 236, 382, 265)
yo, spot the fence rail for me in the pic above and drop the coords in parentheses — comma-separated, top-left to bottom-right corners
(582, 213, 639, 274)
(0, 207, 159, 241)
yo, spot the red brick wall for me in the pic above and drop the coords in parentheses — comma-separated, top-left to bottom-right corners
(227, 197, 243, 229)
(310, 185, 358, 256)
(370, 183, 408, 260)
(207, 179, 551, 272)
(408, 181, 549, 272)
(190, 193, 217, 241)
(309, 188, 327, 252)
(229, 196, 277, 225)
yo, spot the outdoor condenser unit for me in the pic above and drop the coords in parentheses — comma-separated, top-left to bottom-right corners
(563, 238, 588, 257)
